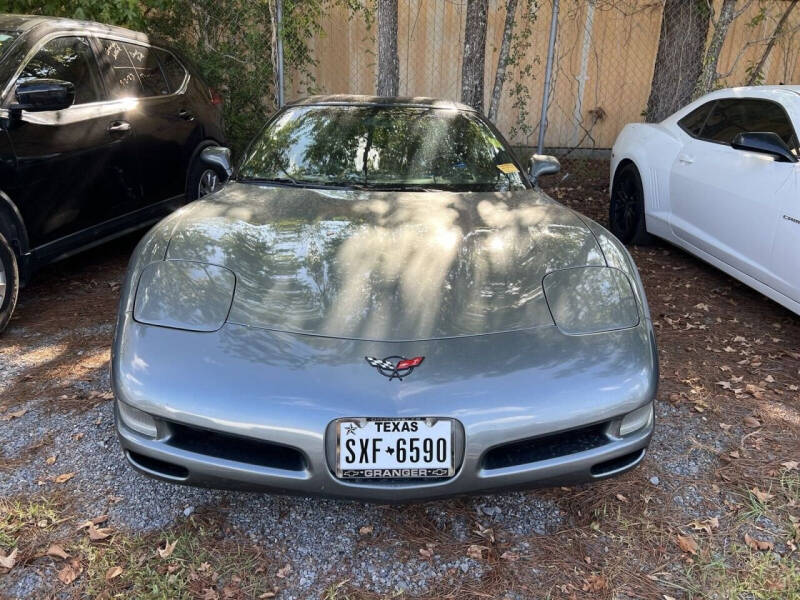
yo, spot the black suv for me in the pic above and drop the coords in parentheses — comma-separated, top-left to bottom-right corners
(0, 15, 229, 332)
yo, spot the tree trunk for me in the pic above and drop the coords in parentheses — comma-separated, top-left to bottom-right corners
(461, 0, 489, 113)
(376, 0, 399, 96)
(488, 0, 519, 123)
(645, 0, 711, 122)
(746, 0, 798, 86)
(694, 0, 738, 98)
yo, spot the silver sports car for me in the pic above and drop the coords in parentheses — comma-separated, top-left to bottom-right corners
(112, 96, 658, 501)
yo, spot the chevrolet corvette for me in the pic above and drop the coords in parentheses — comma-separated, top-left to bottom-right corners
(112, 95, 658, 501)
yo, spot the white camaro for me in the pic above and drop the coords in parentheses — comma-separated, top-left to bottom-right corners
(610, 86, 800, 315)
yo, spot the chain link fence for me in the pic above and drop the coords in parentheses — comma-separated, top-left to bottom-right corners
(290, 0, 800, 200)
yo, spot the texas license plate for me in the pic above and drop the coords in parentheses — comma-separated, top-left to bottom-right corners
(336, 417, 454, 479)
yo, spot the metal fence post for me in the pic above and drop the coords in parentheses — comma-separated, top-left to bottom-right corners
(537, 0, 559, 155)
(276, 0, 285, 107)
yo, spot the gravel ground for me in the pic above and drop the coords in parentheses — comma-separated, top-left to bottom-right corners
(1, 165, 799, 598)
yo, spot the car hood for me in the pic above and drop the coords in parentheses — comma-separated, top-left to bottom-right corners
(165, 183, 605, 341)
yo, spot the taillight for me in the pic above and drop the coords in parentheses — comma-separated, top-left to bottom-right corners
(210, 88, 223, 106)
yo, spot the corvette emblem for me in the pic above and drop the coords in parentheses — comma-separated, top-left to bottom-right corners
(365, 355, 425, 381)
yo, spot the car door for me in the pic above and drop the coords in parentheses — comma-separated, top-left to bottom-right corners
(669, 98, 797, 286)
(4, 35, 141, 249)
(94, 38, 196, 206)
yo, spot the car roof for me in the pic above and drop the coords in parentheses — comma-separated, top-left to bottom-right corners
(698, 85, 800, 103)
(286, 94, 476, 112)
(0, 13, 150, 44)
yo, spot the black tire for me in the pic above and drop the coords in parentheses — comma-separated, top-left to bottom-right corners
(186, 157, 224, 202)
(0, 231, 19, 334)
(609, 162, 655, 246)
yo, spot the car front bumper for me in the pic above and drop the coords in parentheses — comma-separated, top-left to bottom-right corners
(112, 318, 658, 502)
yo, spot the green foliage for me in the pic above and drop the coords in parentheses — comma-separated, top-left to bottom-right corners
(2, 0, 145, 28)
(506, 0, 539, 141)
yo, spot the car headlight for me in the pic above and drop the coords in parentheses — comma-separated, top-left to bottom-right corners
(117, 400, 158, 438)
(543, 266, 639, 335)
(619, 402, 654, 436)
(133, 260, 235, 332)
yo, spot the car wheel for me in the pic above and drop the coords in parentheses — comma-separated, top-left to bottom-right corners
(0, 232, 19, 334)
(187, 159, 224, 202)
(610, 162, 654, 246)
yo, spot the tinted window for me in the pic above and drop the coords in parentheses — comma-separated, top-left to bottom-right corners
(240, 105, 528, 192)
(678, 102, 714, 137)
(124, 43, 169, 96)
(17, 36, 100, 105)
(701, 99, 799, 151)
(155, 49, 186, 93)
(99, 38, 140, 98)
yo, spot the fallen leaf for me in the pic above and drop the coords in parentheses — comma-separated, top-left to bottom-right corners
(87, 525, 113, 541)
(467, 544, 484, 560)
(54, 472, 75, 484)
(691, 516, 720, 536)
(500, 551, 519, 561)
(158, 539, 177, 559)
(358, 525, 373, 535)
(743, 416, 761, 428)
(45, 455, 56, 465)
(0, 408, 27, 421)
(47, 544, 69, 560)
(582, 573, 608, 592)
(0, 548, 18, 570)
(258, 593, 276, 599)
(105, 566, 123, 581)
(677, 534, 698, 555)
(781, 461, 799, 471)
(276, 563, 292, 579)
(57, 560, 82, 584)
(419, 547, 432, 559)
(744, 533, 773, 551)
(751, 487, 774, 504)
(719, 423, 731, 431)
(615, 493, 629, 503)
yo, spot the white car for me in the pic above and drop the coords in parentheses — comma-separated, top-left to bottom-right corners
(610, 86, 800, 315)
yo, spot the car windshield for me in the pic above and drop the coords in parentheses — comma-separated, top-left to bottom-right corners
(0, 31, 19, 60)
(238, 105, 528, 192)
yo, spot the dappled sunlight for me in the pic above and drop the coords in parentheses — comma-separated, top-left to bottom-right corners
(165, 184, 606, 340)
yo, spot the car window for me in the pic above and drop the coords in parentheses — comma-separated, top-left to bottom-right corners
(98, 38, 140, 98)
(155, 48, 186, 93)
(17, 36, 101, 105)
(239, 105, 529, 192)
(678, 101, 714, 137)
(123, 42, 169, 96)
(700, 98, 799, 153)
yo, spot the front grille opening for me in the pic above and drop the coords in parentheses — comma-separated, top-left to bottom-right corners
(128, 451, 189, 479)
(591, 449, 644, 476)
(166, 422, 306, 472)
(482, 423, 609, 470)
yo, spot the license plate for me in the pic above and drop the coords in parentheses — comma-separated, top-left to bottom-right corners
(336, 417, 454, 479)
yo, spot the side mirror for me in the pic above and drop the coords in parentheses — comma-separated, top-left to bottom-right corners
(200, 146, 233, 179)
(731, 132, 797, 163)
(529, 154, 561, 185)
(12, 79, 75, 112)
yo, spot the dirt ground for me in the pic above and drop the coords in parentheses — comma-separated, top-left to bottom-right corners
(0, 161, 799, 599)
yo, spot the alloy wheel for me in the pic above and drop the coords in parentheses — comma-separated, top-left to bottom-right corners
(612, 174, 639, 240)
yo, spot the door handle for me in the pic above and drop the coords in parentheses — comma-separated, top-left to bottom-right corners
(108, 120, 131, 135)
(178, 109, 195, 121)
(678, 154, 695, 164)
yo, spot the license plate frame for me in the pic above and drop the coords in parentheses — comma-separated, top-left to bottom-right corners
(335, 417, 456, 480)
